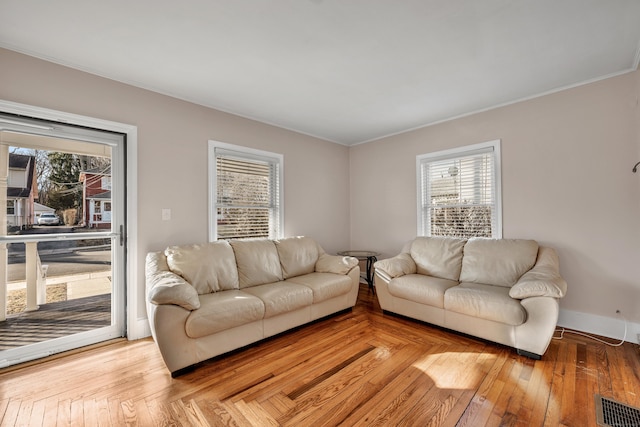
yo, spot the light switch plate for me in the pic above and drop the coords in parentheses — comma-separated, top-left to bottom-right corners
(162, 209, 171, 221)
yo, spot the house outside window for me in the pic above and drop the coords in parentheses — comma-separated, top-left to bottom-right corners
(101, 176, 111, 190)
(417, 140, 502, 239)
(209, 141, 283, 241)
(79, 162, 111, 229)
(6, 200, 15, 216)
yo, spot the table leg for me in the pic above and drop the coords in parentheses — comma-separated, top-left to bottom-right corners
(365, 255, 377, 293)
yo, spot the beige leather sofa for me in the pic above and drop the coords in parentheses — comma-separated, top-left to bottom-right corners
(374, 237, 567, 359)
(146, 236, 359, 376)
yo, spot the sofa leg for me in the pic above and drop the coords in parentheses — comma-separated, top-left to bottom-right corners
(517, 349, 542, 360)
(171, 365, 196, 378)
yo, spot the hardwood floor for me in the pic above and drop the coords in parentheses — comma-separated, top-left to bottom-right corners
(1, 284, 639, 426)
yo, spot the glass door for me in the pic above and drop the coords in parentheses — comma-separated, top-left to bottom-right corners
(0, 114, 126, 367)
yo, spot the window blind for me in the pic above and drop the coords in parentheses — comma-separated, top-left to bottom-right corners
(215, 150, 280, 240)
(419, 146, 498, 238)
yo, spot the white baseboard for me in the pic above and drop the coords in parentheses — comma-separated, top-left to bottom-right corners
(128, 317, 151, 341)
(558, 309, 640, 345)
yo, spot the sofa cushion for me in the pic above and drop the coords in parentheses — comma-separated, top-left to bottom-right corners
(165, 241, 239, 294)
(275, 236, 319, 279)
(374, 253, 416, 279)
(315, 254, 358, 275)
(243, 282, 314, 318)
(285, 273, 352, 303)
(185, 291, 265, 338)
(147, 271, 201, 310)
(509, 247, 567, 299)
(509, 274, 566, 299)
(444, 283, 526, 326)
(410, 237, 467, 281)
(388, 274, 458, 308)
(230, 239, 284, 288)
(459, 238, 539, 287)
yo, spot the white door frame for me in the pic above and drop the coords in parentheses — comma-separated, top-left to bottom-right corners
(0, 99, 143, 343)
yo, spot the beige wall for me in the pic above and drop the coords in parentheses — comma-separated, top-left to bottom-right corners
(0, 48, 351, 325)
(350, 70, 640, 325)
(2, 46, 639, 334)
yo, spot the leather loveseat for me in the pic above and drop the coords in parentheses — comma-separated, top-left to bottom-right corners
(146, 236, 359, 375)
(374, 237, 567, 359)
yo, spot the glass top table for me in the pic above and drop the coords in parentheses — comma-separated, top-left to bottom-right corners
(337, 250, 380, 292)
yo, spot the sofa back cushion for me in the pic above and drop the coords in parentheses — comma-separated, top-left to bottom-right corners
(275, 236, 319, 279)
(459, 238, 539, 287)
(410, 237, 467, 281)
(165, 241, 239, 294)
(230, 239, 284, 288)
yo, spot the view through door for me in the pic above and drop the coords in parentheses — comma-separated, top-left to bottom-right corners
(0, 114, 126, 368)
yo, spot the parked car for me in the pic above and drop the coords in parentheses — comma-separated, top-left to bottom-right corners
(38, 212, 60, 226)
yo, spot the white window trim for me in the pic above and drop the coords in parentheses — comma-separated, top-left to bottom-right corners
(208, 140, 284, 242)
(416, 139, 502, 238)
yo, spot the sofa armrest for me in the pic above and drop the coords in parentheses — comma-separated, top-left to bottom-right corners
(315, 254, 358, 274)
(374, 253, 416, 279)
(147, 271, 201, 310)
(509, 247, 567, 299)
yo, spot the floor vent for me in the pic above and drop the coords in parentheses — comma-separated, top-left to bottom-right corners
(595, 394, 640, 427)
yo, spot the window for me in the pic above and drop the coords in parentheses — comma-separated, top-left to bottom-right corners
(209, 141, 283, 241)
(417, 140, 502, 239)
(8, 169, 26, 187)
(6, 200, 15, 215)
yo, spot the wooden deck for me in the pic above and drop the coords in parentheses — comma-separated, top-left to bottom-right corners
(0, 294, 111, 350)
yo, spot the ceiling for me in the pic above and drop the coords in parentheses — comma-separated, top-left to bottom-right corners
(1, 1, 639, 145)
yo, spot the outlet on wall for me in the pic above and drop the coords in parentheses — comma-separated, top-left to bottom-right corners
(161, 208, 171, 221)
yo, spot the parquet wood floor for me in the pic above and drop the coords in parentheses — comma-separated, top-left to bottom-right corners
(1, 284, 639, 426)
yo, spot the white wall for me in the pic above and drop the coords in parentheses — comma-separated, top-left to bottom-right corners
(349, 70, 640, 337)
(0, 48, 351, 333)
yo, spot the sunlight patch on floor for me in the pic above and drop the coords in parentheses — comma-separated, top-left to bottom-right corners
(412, 351, 497, 389)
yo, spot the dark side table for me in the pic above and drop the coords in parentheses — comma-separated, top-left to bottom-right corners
(337, 250, 380, 293)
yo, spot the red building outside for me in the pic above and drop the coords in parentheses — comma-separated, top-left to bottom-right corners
(79, 166, 111, 229)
